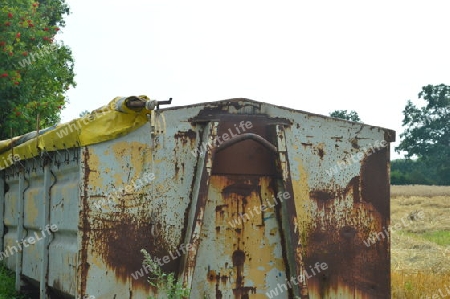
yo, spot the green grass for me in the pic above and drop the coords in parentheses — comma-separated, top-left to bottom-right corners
(0, 264, 26, 299)
(419, 230, 450, 246)
(400, 230, 450, 246)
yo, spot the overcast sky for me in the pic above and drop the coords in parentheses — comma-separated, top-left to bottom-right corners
(59, 1, 450, 159)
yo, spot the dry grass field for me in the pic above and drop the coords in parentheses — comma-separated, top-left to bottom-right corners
(391, 185, 450, 299)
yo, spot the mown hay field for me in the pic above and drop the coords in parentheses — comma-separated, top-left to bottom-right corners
(391, 185, 450, 299)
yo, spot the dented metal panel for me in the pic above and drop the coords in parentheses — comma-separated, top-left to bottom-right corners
(0, 98, 394, 298)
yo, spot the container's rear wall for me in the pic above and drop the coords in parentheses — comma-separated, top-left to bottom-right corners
(79, 114, 201, 298)
(268, 107, 391, 299)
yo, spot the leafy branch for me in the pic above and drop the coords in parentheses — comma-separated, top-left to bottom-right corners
(141, 249, 190, 299)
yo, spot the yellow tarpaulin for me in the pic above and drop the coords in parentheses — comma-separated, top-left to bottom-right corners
(0, 96, 153, 170)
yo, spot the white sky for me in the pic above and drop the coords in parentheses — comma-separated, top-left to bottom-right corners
(59, 1, 450, 159)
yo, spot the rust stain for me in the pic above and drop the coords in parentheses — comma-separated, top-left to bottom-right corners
(182, 122, 222, 291)
(272, 135, 306, 297)
(232, 249, 245, 287)
(83, 142, 181, 295)
(302, 142, 325, 159)
(183, 154, 210, 284)
(344, 176, 361, 204)
(174, 129, 196, 142)
(384, 129, 396, 143)
(189, 99, 262, 123)
(222, 182, 258, 197)
(309, 190, 335, 202)
(304, 168, 389, 298)
(174, 161, 185, 179)
(232, 286, 257, 299)
(200, 175, 288, 298)
(91, 212, 177, 290)
(216, 284, 223, 299)
(361, 147, 389, 216)
(212, 121, 277, 176)
(316, 143, 325, 160)
(350, 137, 359, 149)
(340, 225, 356, 239)
(80, 148, 92, 296)
(215, 204, 228, 224)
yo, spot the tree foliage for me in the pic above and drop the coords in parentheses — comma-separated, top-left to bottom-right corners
(391, 159, 441, 185)
(0, 0, 75, 140)
(79, 110, 90, 117)
(329, 110, 362, 122)
(396, 84, 450, 185)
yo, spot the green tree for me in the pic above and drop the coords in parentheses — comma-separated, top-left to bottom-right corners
(396, 84, 450, 185)
(391, 159, 437, 185)
(79, 110, 90, 117)
(329, 110, 362, 122)
(0, 0, 75, 140)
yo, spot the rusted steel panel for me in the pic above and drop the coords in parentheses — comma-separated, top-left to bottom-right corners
(212, 120, 277, 175)
(79, 119, 201, 298)
(0, 98, 393, 298)
(79, 128, 158, 298)
(190, 175, 289, 298)
(275, 110, 391, 298)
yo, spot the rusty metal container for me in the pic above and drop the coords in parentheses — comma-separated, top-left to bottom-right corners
(0, 98, 395, 298)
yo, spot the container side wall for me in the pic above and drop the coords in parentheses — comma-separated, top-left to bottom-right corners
(1, 149, 80, 297)
(2, 168, 20, 270)
(48, 149, 80, 296)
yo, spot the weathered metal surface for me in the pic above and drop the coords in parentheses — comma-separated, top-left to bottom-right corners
(1, 150, 80, 297)
(187, 119, 290, 298)
(190, 175, 288, 298)
(0, 98, 394, 298)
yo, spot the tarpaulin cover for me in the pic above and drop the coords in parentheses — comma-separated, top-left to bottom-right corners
(0, 96, 152, 170)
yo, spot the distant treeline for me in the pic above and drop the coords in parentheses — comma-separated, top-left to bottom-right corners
(391, 159, 449, 186)
(329, 85, 449, 186)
